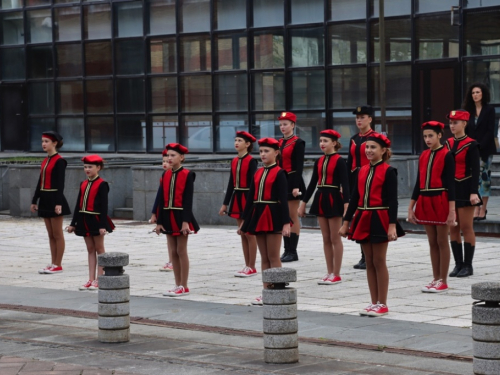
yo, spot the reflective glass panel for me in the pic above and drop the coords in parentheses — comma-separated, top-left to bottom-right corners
(416, 14, 459, 60)
(28, 45, 53, 78)
(55, 6, 81, 41)
(85, 41, 112, 76)
(181, 0, 209, 33)
(291, 70, 325, 110)
(1, 0, 24, 9)
(150, 38, 176, 73)
(84, 4, 111, 40)
(57, 44, 82, 77)
(465, 10, 500, 56)
(371, 18, 411, 62)
(150, 76, 177, 113)
(371, 0, 411, 17)
(1, 47, 25, 80)
(376, 110, 412, 153)
(332, 112, 359, 145)
(291, 0, 323, 25)
(55, 0, 79, 4)
(370, 65, 411, 107)
(216, 34, 247, 70)
(215, 73, 248, 111)
(148, 0, 175, 35)
(330, 67, 367, 109)
(115, 39, 145, 75)
(86, 79, 113, 113)
(254, 31, 284, 69)
(58, 81, 83, 114)
(416, 0, 457, 13)
(58, 118, 84, 151)
(253, 0, 283, 27)
(88, 117, 115, 152)
(252, 113, 280, 138)
(180, 75, 212, 112)
(26, 0, 50, 7)
(215, 114, 249, 152)
(291, 27, 325, 67)
(330, 23, 367, 65)
(116, 78, 145, 113)
(465, 60, 500, 104)
(117, 116, 147, 151)
(180, 35, 211, 72)
(151, 115, 178, 150)
(181, 115, 212, 152)
(1, 12, 23, 45)
(466, 0, 500, 8)
(28, 9, 53, 43)
(294, 112, 326, 152)
(215, 0, 246, 30)
(29, 118, 56, 151)
(330, 0, 365, 21)
(116, 2, 143, 38)
(29, 82, 54, 114)
(253, 72, 285, 111)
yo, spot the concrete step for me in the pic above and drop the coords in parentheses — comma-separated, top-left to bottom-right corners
(125, 197, 133, 208)
(0, 210, 10, 215)
(113, 207, 133, 220)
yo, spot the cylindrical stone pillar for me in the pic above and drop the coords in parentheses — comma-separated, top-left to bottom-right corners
(472, 282, 500, 375)
(262, 268, 298, 364)
(97, 252, 130, 343)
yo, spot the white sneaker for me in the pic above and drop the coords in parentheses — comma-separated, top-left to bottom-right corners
(421, 279, 436, 293)
(251, 296, 263, 305)
(38, 264, 53, 274)
(159, 262, 173, 272)
(359, 303, 375, 316)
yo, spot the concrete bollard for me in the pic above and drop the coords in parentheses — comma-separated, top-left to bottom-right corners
(472, 282, 500, 375)
(262, 268, 298, 364)
(97, 252, 130, 343)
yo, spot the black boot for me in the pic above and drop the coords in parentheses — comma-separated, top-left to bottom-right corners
(457, 243, 475, 277)
(280, 236, 290, 261)
(449, 241, 463, 277)
(353, 247, 366, 270)
(282, 233, 299, 262)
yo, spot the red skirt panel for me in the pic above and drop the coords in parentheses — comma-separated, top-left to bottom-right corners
(158, 209, 200, 236)
(74, 213, 115, 237)
(227, 190, 248, 219)
(309, 188, 344, 218)
(348, 209, 405, 244)
(414, 191, 449, 225)
(241, 203, 287, 235)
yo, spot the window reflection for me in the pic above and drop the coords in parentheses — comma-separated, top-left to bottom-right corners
(465, 10, 500, 56)
(254, 0, 284, 27)
(416, 0, 457, 13)
(370, 65, 411, 107)
(215, 74, 248, 111)
(115, 39, 145, 75)
(28, 45, 53, 78)
(329, 0, 365, 21)
(330, 23, 367, 65)
(115, 2, 143, 38)
(465, 60, 500, 104)
(88, 117, 115, 152)
(215, 0, 246, 30)
(150, 38, 176, 73)
(30, 118, 56, 151)
(371, 18, 411, 62)
(181, 115, 212, 152)
(1, 48, 25, 80)
(86, 79, 113, 113)
(253, 113, 280, 138)
(181, 35, 211, 72)
(291, 70, 325, 110)
(58, 118, 84, 151)
(151, 115, 178, 150)
(253, 72, 285, 111)
(148, 0, 175, 35)
(371, 0, 411, 17)
(57, 44, 82, 77)
(180, 75, 212, 112)
(181, 0, 209, 33)
(330, 67, 367, 109)
(55, 6, 81, 42)
(117, 116, 146, 151)
(291, 0, 323, 25)
(116, 78, 145, 113)
(29, 82, 54, 114)
(216, 34, 247, 70)
(84, 4, 111, 40)
(291, 28, 324, 67)
(1, 0, 24, 9)
(58, 81, 83, 114)
(466, 0, 500, 8)
(215, 115, 249, 152)
(416, 15, 459, 59)
(254, 31, 284, 69)
(28, 9, 53, 43)
(295, 112, 325, 151)
(375, 110, 412, 153)
(150, 77, 177, 113)
(1, 12, 23, 45)
(85, 41, 112, 76)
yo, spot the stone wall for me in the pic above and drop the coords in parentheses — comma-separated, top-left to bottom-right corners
(0, 165, 9, 211)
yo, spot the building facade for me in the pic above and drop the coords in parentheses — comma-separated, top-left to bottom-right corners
(0, 0, 499, 154)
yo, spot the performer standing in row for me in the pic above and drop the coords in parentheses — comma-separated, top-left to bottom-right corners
(446, 110, 481, 278)
(339, 133, 404, 317)
(155, 143, 200, 297)
(239, 138, 290, 305)
(407, 121, 456, 293)
(278, 112, 305, 263)
(219, 131, 258, 277)
(347, 106, 378, 270)
(68, 155, 115, 290)
(31, 131, 71, 275)
(298, 130, 349, 285)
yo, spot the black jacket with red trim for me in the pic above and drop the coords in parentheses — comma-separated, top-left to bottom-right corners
(32, 153, 68, 205)
(70, 176, 110, 228)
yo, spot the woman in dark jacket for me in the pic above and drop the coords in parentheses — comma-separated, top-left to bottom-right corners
(462, 83, 496, 221)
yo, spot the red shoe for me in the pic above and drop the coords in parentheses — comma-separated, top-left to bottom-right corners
(44, 265, 63, 274)
(421, 279, 436, 293)
(79, 280, 92, 291)
(428, 279, 448, 293)
(88, 280, 98, 290)
(251, 296, 263, 306)
(367, 303, 389, 317)
(318, 274, 342, 285)
(159, 262, 173, 272)
(235, 266, 257, 278)
(359, 303, 375, 316)
(38, 264, 53, 274)
(163, 285, 189, 297)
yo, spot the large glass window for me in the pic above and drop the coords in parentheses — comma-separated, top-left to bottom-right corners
(27, 9, 53, 44)
(29, 118, 56, 151)
(370, 64, 411, 107)
(253, 113, 279, 138)
(291, 0, 323, 25)
(416, 14, 459, 60)
(115, 2, 143, 38)
(150, 76, 177, 113)
(58, 118, 84, 151)
(254, 31, 284, 69)
(1, 0, 24, 9)
(29, 82, 54, 114)
(215, 73, 248, 111)
(55, 6, 81, 41)
(181, 75, 212, 112)
(416, 0, 458, 13)
(148, 0, 175, 35)
(371, 18, 411, 62)
(253, 0, 283, 27)
(26, 0, 49, 8)
(56, 0, 80, 5)
(28, 45, 53, 78)
(88, 117, 115, 152)
(216, 34, 247, 70)
(150, 38, 176, 73)
(151, 115, 178, 150)
(86, 79, 113, 113)
(181, 114, 212, 152)
(181, 0, 209, 33)
(1, 12, 23, 45)
(380, 110, 412, 153)
(215, 114, 248, 152)
(291, 27, 325, 67)
(330, 0, 366, 21)
(215, 0, 246, 30)
(465, 10, 500, 56)
(180, 35, 211, 72)
(115, 39, 145, 75)
(252, 72, 285, 111)
(330, 23, 367, 65)
(85, 41, 112, 76)
(1, 47, 25, 80)
(84, 4, 111, 40)
(58, 81, 83, 114)
(57, 44, 82, 77)
(466, 0, 500, 8)
(330, 67, 367, 109)
(117, 116, 146, 151)
(291, 70, 325, 110)
(465, 59, 500, 104)
(295, 112, 326, 151)
(332, 112, 358, 142)
(371, 0, 411, 17)
(116, 78, 145, 113)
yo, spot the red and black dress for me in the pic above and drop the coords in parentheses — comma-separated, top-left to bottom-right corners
(32, 153, 71, 218)
(279, 135, 306, 201)
(302, 153, 350, 218)
(240, 163, 290, 234)
(445, 135, 482, 208)
(70, 176, 115, 236)
(411, 146, 456, 225)
(156, 166, 200, 236)
(344, 160, 405, 243)
(346, 129, 377, 193)
(223, 153, 258, 219)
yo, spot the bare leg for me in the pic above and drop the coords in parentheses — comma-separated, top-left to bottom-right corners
(424, 225, 440, 281)
(176, 235, 189, 288)
(436, 225, 450, 284)
(318, 217, 334, 274)
(93, 234, 106, 277)
(458, 206, 476, 245)
(372, 243, 389, 305)
(256, 234, 282, 288)
(237, 219, 257, 269)
(167, 235, 181, 286)
(51, 216, 65, 266)
(479, 197, 489, 217)
(288, 200, 300, 235)
(328, 217, 343, 276)
(43, 218, 57, 264)
(362, 243, 378, 304)
(84, 237, 97, 281)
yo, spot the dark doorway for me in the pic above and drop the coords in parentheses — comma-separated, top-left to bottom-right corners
(1, 84, 26, 151)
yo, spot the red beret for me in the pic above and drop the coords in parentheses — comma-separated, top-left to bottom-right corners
(320, 129, 341, 140)
(421, 121, 445, 130)
(447, 110, 470, 121)
(277, 111, 297, 123)
(367, 133, 391, 148)
(42, 131, 63, 143)
(82, 154, 104, 164)
(166, 143, 189, 154)
(236, 131, 257, 143)
(162, 149, 168, 156)
(258, 137, 280, 150)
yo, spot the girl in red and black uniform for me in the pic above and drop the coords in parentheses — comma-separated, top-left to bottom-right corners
(239, 138, 291, 305)
(339, 133, 404, 317)
(298, 130, 349, 285)
(68, 155, 115, 290)
(155, 143, 199, 297)
(445, 110, 482, 278)
(408, 121, 456, 293)
(347, 106, 378, 270)
(278, 112, 305, 263)
(31, 131, 71, 275)
(219, 131, 258, 277)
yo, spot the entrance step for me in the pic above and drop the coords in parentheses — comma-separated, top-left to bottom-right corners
(125, 197, 133, 208)
(113, 208, 133, 220)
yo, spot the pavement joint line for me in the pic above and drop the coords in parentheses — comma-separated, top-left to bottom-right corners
(0, 304, 473, 364)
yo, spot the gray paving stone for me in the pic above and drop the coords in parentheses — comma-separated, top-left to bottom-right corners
(98, 328, 130, 343)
